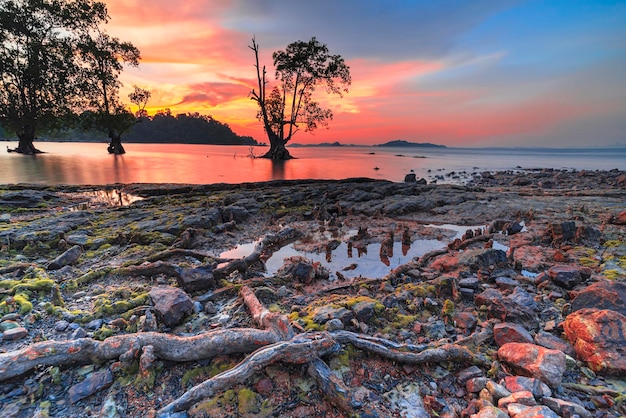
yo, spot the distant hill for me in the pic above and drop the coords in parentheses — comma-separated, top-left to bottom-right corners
(376, 140, 446, 148)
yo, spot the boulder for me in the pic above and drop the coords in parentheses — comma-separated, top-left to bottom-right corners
(404, 173, 417, 183)
(493, 323, 533, 346)
(497, 343, 566, 388)
(511, 406, 560, 418)
(48, 245, 82, 270)
(474, 288, 539, 331)
(571, 280, 626, 316)
(176, 265, 215, 293)
(149, 286, 194, 327)
(563, 308, 626, 375)
(533, 331, 575, 357)
(542, 397, 591, 418)
(545, 221, 576, 244)
(68, 369, 113, 404)
(547, 265, 584, 289)
(612, 209, 626, 225)
(504, 376, 552, 398)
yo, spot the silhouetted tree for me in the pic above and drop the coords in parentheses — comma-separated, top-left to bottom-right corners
(77, 32, 140, 154)
(249, 37, 351, 160)
(129, 85, 151, 118)
(0, 0, 108, 154)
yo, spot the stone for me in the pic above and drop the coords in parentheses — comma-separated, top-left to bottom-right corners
(458, 366, 484, 384)
(612, 209, 626, 225)
(504, 376, 552, 398)
(54, 320, 70, 332)
(423, 320, 447, 339)
(404, 173, 417, 182)
(2, 326, 28, 341)
(325, 318, 344, 331)
(471, 405, 508, 418)
(222, 205, 250, 222)
(533, 331, 575, 357)
(547, 265, 583, 289)
(571, 280, 626, 316)
(68, 369, 113, 404)
(465, 249, 509, 273)
(513, 405, 560, 418)
(312, 305, 354, 326)
(149, 286, 194, 328)
(542, 396, 591, 418)
(454, 311, 477, 333)
(474, 288, 539, 331)
(497, 343, 566, 388)
(495, 277, 520, 290)
(47, 245, 82, 270)
(545, 221, 576, 243)
(497, 390, 536, 408)
(351, 301, 377, 323)
(493, 323, 534, 346)
(485, 381, 511, 401)
(563, 308, 626, 375)
(176, 265, 215, 293)
(466, 377, 488, 393)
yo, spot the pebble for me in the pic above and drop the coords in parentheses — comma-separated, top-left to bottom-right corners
(2, 326, 28, 341)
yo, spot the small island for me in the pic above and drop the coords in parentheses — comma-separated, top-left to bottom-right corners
(376, 140, 446, 148)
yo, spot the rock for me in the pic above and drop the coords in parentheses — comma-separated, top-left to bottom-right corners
(542, 396, 591, 418)
(471, 405, 508, 418)
(474, 288, 539, 331)
(277, 256, 330, 283)
(48, 245, 82, 270)
(464, 249, 509, 273)
(68, 369, 113, 404)
(545, 221, 576, 244)
(404, 173, 417, 183)
(504, 376, 552, 398)
(512, 405, 560, 418)
(351, 301, 377, 323)
(563, 308, 626, 375)
(2, 327, 28, 341)
(497, 390, 536, 408)
(533, 331, 575, 357)
(497, 343, 566, 388)
(70, 327, 88, 339)
(485, 381, 511, 401)
(325, 318, 343, 331)
(222, 205, 250, 222)
(85, 319, 104, 330)
(495, 277, 520, 290)
(571, 280, 626, 316)
(149, 286, 194, 327)
(454, 312, 477, 334)
(176, 265, 215, 293)
(612, 209, 626, 225)
(312, 305, 354, 326)
(494, 323, 534, 346)
(547, 265, 583, 289)
(458, 365, 484, 383)
(466, 377, 488, 393)
(204, 301, 218, 315)
(54, 320, 70, 332)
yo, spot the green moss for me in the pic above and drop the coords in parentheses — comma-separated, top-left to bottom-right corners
(288, 311, 324, 331)
(93, 326, 114, 340)
(14, 293, 33, 314)
(391, 313, 418, 329)
(604, 240, 623, 248)
(578, 257, 599, 268)
(603, 269, 621, 280)
(441, 299, 454, 317)
(49, 367, 62, 385)
(237, 388, 261, 415)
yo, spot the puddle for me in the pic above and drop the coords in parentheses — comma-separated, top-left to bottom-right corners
(63, 190, 143, 210)
(220, 223, 487, 280)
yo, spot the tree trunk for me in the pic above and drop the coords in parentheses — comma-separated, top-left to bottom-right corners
(107, 132, 126, 155)
(9, 131, 41, 154)
(261, 132, 292, 160)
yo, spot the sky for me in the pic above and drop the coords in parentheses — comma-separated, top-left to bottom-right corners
(104, 0, 626, 147)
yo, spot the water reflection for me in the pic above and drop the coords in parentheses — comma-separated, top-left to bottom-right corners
(64, 189, 143, 210)
(271, 160, 286, 180)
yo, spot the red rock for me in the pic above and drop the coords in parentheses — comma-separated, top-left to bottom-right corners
(497, 343, 566, 388)
(571, 280, 626, 316)
(493, 323, 533, 346)
(471, 405, 508, 418)
(542, 396, 591, 418)
(149, 286, 194, 327)
(504, 376, 552, 398)
(512, 245, 558, 272)
(253, 378, 273, 396)
(2, 326, 28, 341)
(547, 265, 583, 289)
(514, 405, 560, 418)
(563, 308, 626, 375)
(612, 209, 626, 225)
(466, 377, 488, 393)
(497, 390, 536, 408)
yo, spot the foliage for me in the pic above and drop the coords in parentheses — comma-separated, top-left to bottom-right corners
(0, 0, 138, 154)
(249, 37, 351, 159)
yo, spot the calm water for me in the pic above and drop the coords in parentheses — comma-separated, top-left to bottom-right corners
(1, 141, 625, 185)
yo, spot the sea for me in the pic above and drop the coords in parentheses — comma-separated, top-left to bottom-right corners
(1, 141, 625, 186)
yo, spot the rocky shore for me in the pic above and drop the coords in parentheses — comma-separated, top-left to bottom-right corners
(0, 169, 625, 417)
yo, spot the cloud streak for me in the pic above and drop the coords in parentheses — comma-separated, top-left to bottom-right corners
(105, 0, 626, 147)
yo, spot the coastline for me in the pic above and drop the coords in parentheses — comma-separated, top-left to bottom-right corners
(0, 169, 625, 417)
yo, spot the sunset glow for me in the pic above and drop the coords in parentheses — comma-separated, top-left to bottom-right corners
(105, 0, 626, 147)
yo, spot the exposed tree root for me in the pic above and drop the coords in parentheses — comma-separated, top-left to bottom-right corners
(1, 281, 490, 416)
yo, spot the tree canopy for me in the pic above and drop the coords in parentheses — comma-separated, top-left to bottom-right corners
(250, 37, 351, 160)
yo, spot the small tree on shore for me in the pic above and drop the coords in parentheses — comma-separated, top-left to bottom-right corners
(249, 37, 351, 160)
(77, 32, 141, 154)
